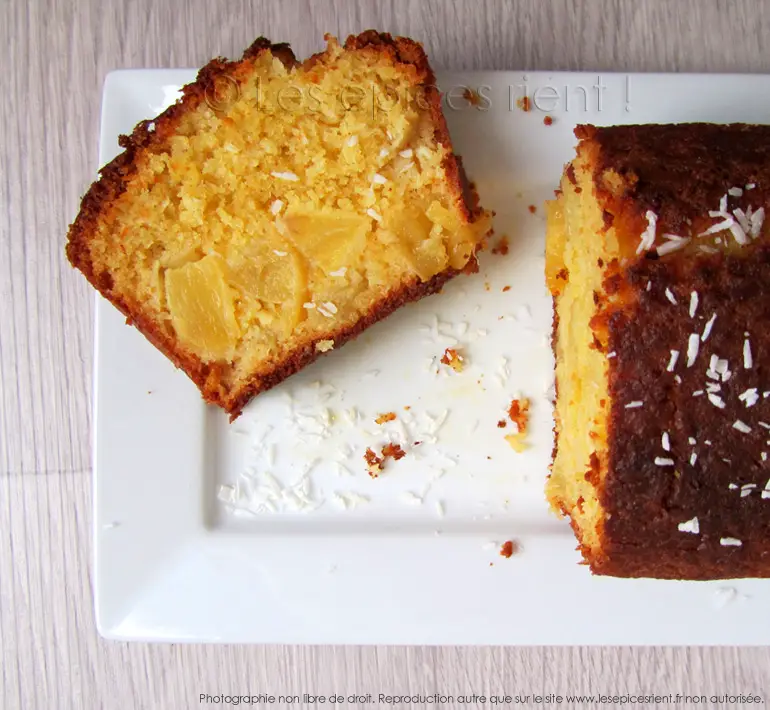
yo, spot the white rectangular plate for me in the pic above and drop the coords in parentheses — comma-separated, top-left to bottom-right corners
(95, 69, 770, 644)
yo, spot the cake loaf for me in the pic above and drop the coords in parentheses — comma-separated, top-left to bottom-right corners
(546, 123, 770, 579)
(67, 32, 490, 419)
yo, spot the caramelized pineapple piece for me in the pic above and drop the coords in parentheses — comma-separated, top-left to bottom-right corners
(282, 211, 370, 273)
(165, 253, 240, 361)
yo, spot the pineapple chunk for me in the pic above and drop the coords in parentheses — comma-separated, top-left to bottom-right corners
(165, 253, 240, 361)
(427, 200, 477, 270)
(387, 206, 448, 281)
(282, 210, 369, 273)
(228, 243, 308, 334)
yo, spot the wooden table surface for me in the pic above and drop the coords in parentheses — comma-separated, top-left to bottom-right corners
(3, 0, 770, 707)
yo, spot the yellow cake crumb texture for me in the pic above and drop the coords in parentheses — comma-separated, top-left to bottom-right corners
(545, 145, 617, 555)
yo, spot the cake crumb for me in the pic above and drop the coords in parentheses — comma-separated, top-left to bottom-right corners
(364, 448, 383, 478)
(497, 419, 507, 428)
(315, 339, 335, 353)
(505, 397, 531, 452)
(502, 285, 511, 292)
(462, 87, 483, 107)
(375, 412, 396, 425)
(441, 348, 465, 372)
(543, 115, 554, 126)
(491, 236, 509, 255)
(381, 442, 406, 461)
(528, 204, 537, 214)
(499, 540, 518, 558)
(516, 96, 531, 112)
(508, 398, 530, 432)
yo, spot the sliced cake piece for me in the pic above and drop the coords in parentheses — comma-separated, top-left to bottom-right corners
(546, 123, 770, 579)
(67, 32, 490, 418)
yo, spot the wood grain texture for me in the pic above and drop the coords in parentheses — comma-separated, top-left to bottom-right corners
(2, 0, 770, 708)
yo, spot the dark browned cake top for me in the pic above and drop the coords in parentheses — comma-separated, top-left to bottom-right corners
(581, 124, 770, 578)
(579, 123, 770, 240)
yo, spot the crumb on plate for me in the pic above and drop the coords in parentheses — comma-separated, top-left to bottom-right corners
(375, 412, 397, 424)
(500, 540, 519, 558)
(364, 447, 384, 478)
(505, 397, 531, 452)
(516, 96, 531, 112)
(462, 87, 482, 107)
(440, 347, 465, 372)
(491, 235, 509, 255)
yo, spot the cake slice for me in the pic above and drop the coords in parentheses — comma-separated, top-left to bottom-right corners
(67, 32, 490, 418)
(546, 123, 770, 579)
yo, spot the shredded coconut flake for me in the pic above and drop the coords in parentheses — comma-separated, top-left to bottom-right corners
(746, 182, 756, 190)
(678, 517, 700, 534)
(625, 401, 644, 409)
(346, 135, 359, 147)
(667, 350, 679, 372)
(636, 210, 658, 254)
(271, 171, 299, 181)
(665, 288, 678, 305)
(655, 457, 675, 466)
(372, 173, 388, 185)
(729, 221, 749, 245)
(329, 267, 347, 277)
(692, 390, 704, 397)
(607, 351, 617, 359)
(763, 479, 770, 500)
(657, 238, 690, 256)
(662, 432, 671, 451)
(686, 333, 700, 367)
(733, 420, 752, 434)
(270, 199, 284, 215)
(366, 208, 382, 222)
(699, 217, 734, 237)
(744, 338, 753, 369)
(733, 207, 750, 234)
(701, 313, 717, 342)
(690, 452, 698, 466)
(728, 186, 743, 197)
(739, 388, 759, 408)
(750, 207, 765, 238)
(708, 393, 726, 409)
(689, 291, 699, 318)
(720, 537, 743, 547)
(401, 491, 423, 506)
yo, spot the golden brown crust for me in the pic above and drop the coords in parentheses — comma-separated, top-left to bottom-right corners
(66, 32, 483, 418)
(574, 124, 770, 579)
